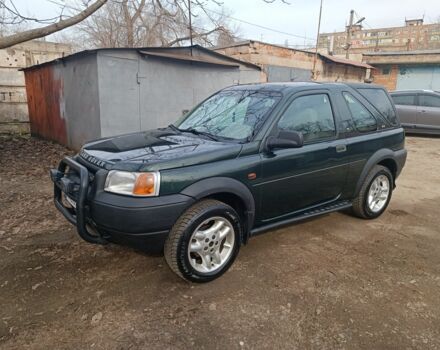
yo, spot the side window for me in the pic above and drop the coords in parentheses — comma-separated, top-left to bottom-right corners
(343, 92, 377, 133)
(419, 94, 440, 108)
(391, 94, 416, 106)
(277, 94, 336, 143)
(358, 88, 398, 125)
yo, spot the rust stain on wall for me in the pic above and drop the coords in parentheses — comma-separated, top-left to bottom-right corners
(24, 66, 67, 145)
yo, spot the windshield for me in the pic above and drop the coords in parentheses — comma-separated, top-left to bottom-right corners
(175, 89, 282, 141)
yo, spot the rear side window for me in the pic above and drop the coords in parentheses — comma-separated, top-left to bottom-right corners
(278, 94, 336, 143)
(343, 92, 377, 133)
(358, 88, 398, 125)
(419, 94, 440, 108)
(391, 94, 416, 106)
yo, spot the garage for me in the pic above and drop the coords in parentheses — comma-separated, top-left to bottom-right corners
(364, 50, 440, 91)
(396, 65, 440, 90)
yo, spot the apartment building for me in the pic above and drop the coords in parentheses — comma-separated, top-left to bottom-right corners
(318, 18, 440, 60)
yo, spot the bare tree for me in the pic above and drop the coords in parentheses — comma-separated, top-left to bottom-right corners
(77, 0, 238, 49)
(0, 0, 108, 49)
(262, 0, 291, 4)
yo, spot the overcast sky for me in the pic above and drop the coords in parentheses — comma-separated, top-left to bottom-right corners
(10, 0, 440, 47)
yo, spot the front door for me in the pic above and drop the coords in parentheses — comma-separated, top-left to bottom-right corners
(417, 93, 440, 133)
(392, 93, 418, 128)
(258, 92, 349, 222)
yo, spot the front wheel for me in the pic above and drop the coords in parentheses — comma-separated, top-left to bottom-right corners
(164, 199, 241, 283)
(352, 165, 393, 219)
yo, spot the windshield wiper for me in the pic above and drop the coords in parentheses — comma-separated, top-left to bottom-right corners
(169, 124, 220, 142)
(180, 127, 220, 142)
(168, 124, 181, 133)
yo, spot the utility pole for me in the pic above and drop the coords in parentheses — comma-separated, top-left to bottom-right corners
(312, 0, 323, 81)
(188, 0, 193, 55)
(345, 9, 354, 59)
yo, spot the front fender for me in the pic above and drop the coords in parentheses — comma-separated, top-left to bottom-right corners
(180, 177, 256, 241)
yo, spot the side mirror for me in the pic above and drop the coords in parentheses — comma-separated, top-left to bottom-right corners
(266, 130, 304, 151)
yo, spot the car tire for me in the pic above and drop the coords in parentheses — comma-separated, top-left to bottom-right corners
(164, 199, 241, 283)
(352, 165, 393, 219)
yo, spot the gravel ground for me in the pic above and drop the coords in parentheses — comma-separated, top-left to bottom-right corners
(0, 135, 439, 350)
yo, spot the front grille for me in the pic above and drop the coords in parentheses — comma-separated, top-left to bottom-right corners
(76, 156, 100, 175)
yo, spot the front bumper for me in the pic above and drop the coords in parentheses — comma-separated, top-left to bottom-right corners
(50, 157, 194, 250)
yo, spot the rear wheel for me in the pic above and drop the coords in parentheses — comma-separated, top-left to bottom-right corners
(164, 199, 241, 283)
(352, 165, 393, 219)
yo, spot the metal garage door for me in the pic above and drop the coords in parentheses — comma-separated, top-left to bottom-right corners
(266, 65, 312, 82)
(396, 65, 440, 91)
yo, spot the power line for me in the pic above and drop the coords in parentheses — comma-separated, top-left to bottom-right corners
(205, 7, 316, 42)
(110, 0, 316, 42)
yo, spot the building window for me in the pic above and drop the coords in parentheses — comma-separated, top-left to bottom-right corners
(382, 67, 391, 75)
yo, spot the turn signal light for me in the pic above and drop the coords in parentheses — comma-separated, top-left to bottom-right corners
(133, 173, 156, 195)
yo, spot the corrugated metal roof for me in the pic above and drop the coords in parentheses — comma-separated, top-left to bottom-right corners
(139, 50, 240, 67)
(214, 39, 316, 55)
(21, 45, 261, 72)
(320, 54, 375, 69)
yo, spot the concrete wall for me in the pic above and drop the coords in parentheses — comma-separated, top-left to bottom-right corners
(0, 40, 71, 134)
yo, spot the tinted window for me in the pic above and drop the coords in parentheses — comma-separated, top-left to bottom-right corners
(278, 94, 335, 142)
(391, 94, 416, 106)
(358, 88, 398, 125)
(419, 94, 440, 108)
(343, 92, 377, 133)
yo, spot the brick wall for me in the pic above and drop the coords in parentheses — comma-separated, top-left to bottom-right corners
(215, 41, 368, 83)
(370, 65, 398, 91)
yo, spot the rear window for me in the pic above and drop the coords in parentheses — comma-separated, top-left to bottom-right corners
(391, 94, 416, 106)
(358, 88, 398, 126)
(343, 92, 377, 133)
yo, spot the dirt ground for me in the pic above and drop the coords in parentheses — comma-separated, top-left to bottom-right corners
(0, 135, 439, 350)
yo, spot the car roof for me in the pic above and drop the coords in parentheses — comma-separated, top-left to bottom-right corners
(223, 82, 378, 94)
(390, 89, 440, 95)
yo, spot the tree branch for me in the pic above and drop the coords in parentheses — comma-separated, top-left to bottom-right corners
(0, 0, 108, 49)
(165, 26, 224, 47)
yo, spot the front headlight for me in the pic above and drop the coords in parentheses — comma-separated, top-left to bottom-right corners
(104, 171, 160, 197)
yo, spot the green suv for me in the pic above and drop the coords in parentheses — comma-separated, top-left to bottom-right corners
(50, 82, 407, 282)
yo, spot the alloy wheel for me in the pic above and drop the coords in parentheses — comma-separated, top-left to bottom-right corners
(367, 175, 390, 213)
(187, 216, 235, 273)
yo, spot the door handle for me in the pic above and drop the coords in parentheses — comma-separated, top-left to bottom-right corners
(335, 144, 347, 153)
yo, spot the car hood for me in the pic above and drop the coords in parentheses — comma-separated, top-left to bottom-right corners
(80, 128, 243, 172)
